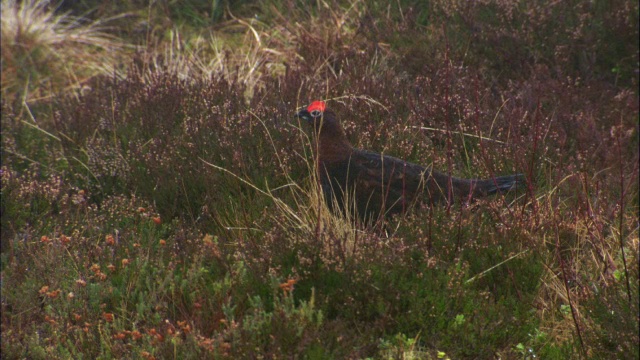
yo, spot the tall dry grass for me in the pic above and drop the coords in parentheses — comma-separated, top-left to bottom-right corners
(1, 0, 127, 102)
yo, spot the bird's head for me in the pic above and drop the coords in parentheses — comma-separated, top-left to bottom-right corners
(295, 100, 339, 133)
(295, 100, 352, 156)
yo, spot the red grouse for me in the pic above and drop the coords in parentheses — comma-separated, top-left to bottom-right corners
(296, 100, 524, 222)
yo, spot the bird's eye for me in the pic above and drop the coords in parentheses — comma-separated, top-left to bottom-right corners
(309, 109, 322, 117)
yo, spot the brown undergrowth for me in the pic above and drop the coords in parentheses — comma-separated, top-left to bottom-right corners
(2, 0, 638, 358)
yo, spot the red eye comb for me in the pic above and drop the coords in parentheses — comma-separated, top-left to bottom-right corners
(307, 101, 326, 113)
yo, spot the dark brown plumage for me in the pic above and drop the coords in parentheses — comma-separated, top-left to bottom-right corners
(296, 100, 524, 222)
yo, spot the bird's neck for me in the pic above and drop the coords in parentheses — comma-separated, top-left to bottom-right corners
(315, 126, 353, 164)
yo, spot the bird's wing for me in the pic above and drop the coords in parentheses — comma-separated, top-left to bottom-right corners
(348, 150, 431, 217)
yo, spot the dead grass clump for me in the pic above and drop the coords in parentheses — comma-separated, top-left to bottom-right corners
(1, 0, 127, 102)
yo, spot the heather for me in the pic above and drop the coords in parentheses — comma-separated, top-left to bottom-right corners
(1, 1, 638, 358)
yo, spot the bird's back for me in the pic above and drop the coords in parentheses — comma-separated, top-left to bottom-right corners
(320, 149, 437, 221)
(320, 149, 523, 221)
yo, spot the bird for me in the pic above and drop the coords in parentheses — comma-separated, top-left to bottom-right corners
(295, 100, 525, 223)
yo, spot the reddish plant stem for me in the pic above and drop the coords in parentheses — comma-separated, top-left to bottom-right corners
(554, 221, 586, 356)
(615, 125, 632, 305)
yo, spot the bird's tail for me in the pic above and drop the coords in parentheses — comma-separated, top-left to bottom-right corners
(472, 174, 526, 197)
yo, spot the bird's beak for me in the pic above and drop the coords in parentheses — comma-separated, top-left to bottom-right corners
(295, 108, 310, 121)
